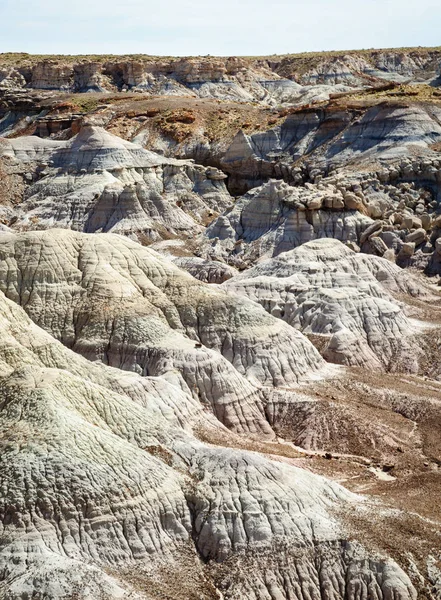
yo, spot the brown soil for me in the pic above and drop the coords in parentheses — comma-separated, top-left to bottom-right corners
(101, 95, 280, 144)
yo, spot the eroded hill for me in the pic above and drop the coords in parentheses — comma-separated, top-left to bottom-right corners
(0, 47, 441, 600)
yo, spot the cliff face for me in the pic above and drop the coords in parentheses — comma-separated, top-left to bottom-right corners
(274, 48, 441, 84)
(0, 48, 440, 103)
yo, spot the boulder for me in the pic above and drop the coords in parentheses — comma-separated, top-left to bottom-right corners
(399, 241, 416, 257)
(405, 228, 427, 245)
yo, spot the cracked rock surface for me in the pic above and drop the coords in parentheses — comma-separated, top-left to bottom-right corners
(0, 286, 417, 600)
(1, 49, 441, 600)
(0, 125, 231, 241)
(204, 179, 372, 264)
(0, 229, 324, 434)
(224, 238, 428, 369)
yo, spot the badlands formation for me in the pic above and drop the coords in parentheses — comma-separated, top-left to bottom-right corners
(0, 48, 441, 600)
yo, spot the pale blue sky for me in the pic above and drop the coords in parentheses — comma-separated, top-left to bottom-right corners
(0, 0, 439, 56)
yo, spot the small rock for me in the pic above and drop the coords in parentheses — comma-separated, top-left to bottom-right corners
(405, 228, 427, 245)
(412, 216, 423, 229)
(399, 242, 415, 257)
(343, 192, 363, 210)
(421, 214, 432, 231)
(402, 216, 414, 230)
(306, 197, 323, 210)
(368, 236, 388, 256)
(360, 221, 383, 244)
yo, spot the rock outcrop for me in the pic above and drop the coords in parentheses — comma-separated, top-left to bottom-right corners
(0, 125, 232, 240)
(1, 47, 441, 600)
(224, 238, 428, 369)
(204, 179, 373, 265)
(221, 103, 441, 192)
(0, 229, 324, 433)
(1, 48, 441, 103)
(0, 282, 419, 599)
(0, 56, 325, 106)
(203, 156, 441, 272)
(171, 256, 238, 283)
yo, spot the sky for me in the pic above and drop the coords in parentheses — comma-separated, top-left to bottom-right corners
(0, 0, 440, 57)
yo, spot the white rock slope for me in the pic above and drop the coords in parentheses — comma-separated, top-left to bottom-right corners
(0, 229, 324, 434)
(0, 125, 232, 240)
(0, 287, 417, 599)
(224, 238, 425, 369)
(205, 179, 373, 264)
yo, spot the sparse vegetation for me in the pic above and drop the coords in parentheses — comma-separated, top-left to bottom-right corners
(1, 46, 441, 66)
